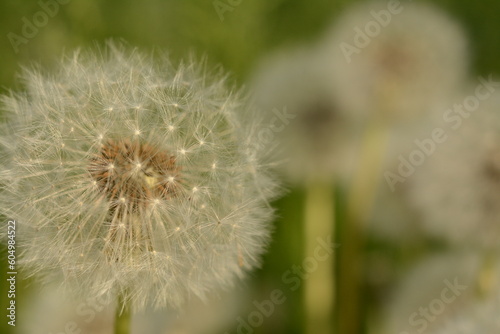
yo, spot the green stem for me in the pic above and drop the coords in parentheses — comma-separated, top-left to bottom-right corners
(338, 118, 389, 334)
(114, 293, 131, 334)
(304, 181, 335, 334)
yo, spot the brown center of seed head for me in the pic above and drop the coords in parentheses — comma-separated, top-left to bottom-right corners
(89, 139, 179, 211)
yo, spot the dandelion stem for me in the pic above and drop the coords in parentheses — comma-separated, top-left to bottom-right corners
(304, 181, 335, 334)
(338, 117, 390, 334)
(114, 293, 131, 334)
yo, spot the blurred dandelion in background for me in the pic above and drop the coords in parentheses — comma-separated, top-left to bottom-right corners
(428, 294, 500, 334)
(323, 1, 468, 122)
(250, 46, 360, 184)
(251, 45, 341, 334)
(16, 280, 246, 334)
(409, 90, 500, 248)
(316, 2, 471, 334)
(16, 283, 114, 334)
(132, 288, 247, 334)
(380, 251, 500, 334)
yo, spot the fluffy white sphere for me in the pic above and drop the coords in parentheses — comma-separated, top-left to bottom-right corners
(0, 45, 279, 310)
(381, 252, 488, 334)
(250, 46, 361, 183)
(409, 89, 500, 247)
(322, 1, 468, 121)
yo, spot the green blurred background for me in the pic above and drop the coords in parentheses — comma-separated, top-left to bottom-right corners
(0, 0, 499, 89)
(0, 0, 499, 333)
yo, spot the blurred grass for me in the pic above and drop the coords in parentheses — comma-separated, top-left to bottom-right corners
(258, 188, 307, 334)
(1, 0, 500, 333)
(0, 0, 499, 90)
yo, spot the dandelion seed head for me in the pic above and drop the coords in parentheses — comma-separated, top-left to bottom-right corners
(0, 44, 279, 310)
(251, 47, 360, 183)
(409, 90, 500, 247)
(382, 252, 486, 334)
(323, 1, 468, 120)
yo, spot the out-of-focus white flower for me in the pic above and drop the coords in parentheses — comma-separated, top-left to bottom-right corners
(368, 97, 455, 241)
(0, 45, 280, 311)
(381, 252, 496, 334)
(408, 90, 500, 247)
(322, 1, 468, 121)
(133, 288, 247, 334)
(429, 295, 500, 334)
(250, 46, 361, 183)
(16, 283, 114, 334)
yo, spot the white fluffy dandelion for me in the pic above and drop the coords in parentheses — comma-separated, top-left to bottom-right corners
(16, 283, 115, 334)
(409, 90, 500, 247)
(250, 46, 360, 182)
(381, 252, 490, 334)
(323, 1, 468, 120)
(0, 45, 279, 310)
